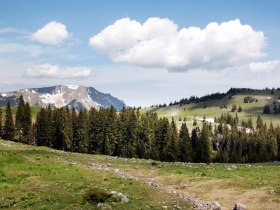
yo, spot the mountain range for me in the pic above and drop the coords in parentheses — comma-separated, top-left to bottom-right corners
(0, 85, 126, 111)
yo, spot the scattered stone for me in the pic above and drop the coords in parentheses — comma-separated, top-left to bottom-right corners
(0, 143, 12, 147)
(121, 194, 129, 203)
(174, 204, 182, 209)
(145, 181, 160, 188)
(228, 165, 237, 170)
(211, 201, 222, 210)
(91, 163, 109, 171)
(106, 156, 117, 161)
(113, 168, 136, 179)
(110, 191, 129, 203)
(233, 202, 246, 210)
(97, 203, 112, 209)
(231, 165, 237, 169)
(175, 183, 187, 189)
(268, 189, 276, 194)
(245, 164, 251, 168)
(162, 206, 168, 209)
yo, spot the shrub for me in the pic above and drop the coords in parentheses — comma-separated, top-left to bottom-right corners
(84, 187, 112, 204)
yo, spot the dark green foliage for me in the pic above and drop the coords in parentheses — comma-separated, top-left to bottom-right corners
(2, 99, 280, 164)
(84, 187, 112, 204)
(273, 104, 278, 114)
(179, 123, 192, 162)
(191, 127, 200, 162)
(256, 115, 263, 129)
(15, 95, 25, 142)
(52, 108, 73, 151)
(164, 118, 179, 161)
(3, 101, 15, 140)
(199, 123, 212, 163)
(243, 96, 256, 103)
(203, 103, 207, 109)
(263, 105, 271, 114)
(231, 104, 237, 112)
(14, 96, 32, 144)
(193, 118, 197, 126)
(23, 102, 32, 144)
(0, 107, 3, 138)
(34, 105, 53, 147)
(238, 105, 242, 112)
(247, 117, 253, 129)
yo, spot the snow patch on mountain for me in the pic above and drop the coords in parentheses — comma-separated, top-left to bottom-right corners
(67, 85, 79, 90)
(40, 93, 66, 107)
(0, 85, 126, 111)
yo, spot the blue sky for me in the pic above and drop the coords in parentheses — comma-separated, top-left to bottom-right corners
(0, 0, 280, 106)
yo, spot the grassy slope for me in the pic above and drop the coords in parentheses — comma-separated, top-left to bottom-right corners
(1, 139, 280, 209)
(141, 94, 280, 129)
(0, 139, 190, 210)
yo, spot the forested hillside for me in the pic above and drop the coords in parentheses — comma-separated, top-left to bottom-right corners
(1, 94, 280, 163)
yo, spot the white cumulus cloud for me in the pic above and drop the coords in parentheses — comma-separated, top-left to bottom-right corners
(24, 63, 91, 79)
(249, 60, 280, 73)
(32, 21, 69, 45)
(89, 18, 265, 71)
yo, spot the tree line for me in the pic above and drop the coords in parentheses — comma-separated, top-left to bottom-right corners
(0, 97, 280, 163)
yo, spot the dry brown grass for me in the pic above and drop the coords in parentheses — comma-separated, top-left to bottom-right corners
(110, 164, 280, 210)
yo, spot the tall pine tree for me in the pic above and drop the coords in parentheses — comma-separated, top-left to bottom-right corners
(15, 95, 25, 142)
(3, 101, 15, 140)
(179, 123, 193, 162)
(200, 123, 212, 163)
(0, 107, 3, 138)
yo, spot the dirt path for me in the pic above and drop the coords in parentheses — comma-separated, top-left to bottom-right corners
(90, 160, 223, 210)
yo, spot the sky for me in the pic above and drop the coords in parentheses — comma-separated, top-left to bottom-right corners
(0, 0, 280, 107)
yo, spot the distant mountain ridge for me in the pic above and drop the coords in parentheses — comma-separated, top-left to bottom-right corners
(0, 85, 126, 111)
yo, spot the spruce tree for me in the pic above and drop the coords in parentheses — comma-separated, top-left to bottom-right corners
(193, 117, 197, 126)
(234, 113, 239, 126)
(179, 123, 193, 162)
(256, 115, 263, 129)
(71, 106, 78, 152)
(263, 105, 271, 114)
(15, 95, 25, 142)
(191, 127, 200, 162)
(200, 123, 212, 163)
(273, 104, 278, 114)
(74, 109, 88, 153)
(35, 107, 53, 147)
(0, 107, 3, 138)
(238, 105, 242, 112)
(23, 102, 32, 144)
(231, 104, 237, 112)
(247, 117, 253, 129)
(52, 108, 73, 151)
(164, 118, 179, 161)
(155, 118, 170, 161)
(88, 107, 100, 154)
(3, 101, 15, 140)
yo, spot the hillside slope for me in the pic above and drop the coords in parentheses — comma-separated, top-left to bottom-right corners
(141, 91, 280, 128)
(1, 139, 279, 209)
